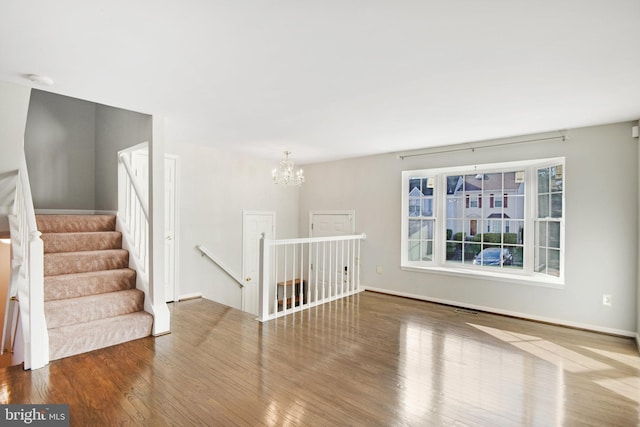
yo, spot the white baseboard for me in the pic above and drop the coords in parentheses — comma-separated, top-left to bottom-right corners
(177, 292, 202, 301)
(363, 286, 636, 338)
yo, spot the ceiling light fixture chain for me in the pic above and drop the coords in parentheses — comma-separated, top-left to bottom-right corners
(272, 151, 305, 186)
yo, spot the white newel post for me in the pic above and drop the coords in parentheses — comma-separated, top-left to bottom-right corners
(27, 231, 48, 369)
(258, 233, 270, 322)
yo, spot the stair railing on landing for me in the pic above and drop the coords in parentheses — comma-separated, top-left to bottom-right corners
(258, 233, 366, 322)
(1, 155, 49, 369)
(196, 245, 245, 308)
(117, 152, 149, 278)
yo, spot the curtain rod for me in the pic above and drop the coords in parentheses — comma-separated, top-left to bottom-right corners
(397, 135, 567, 160)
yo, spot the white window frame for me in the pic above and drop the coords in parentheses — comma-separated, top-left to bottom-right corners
(401, 157, 565, 287)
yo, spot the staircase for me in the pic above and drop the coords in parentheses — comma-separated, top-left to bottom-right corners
(37, 214, 153, 361)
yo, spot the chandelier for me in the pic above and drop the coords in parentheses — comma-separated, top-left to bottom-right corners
(272, 151, 304, 186)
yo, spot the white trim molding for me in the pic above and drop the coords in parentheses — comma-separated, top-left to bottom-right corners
(363, 286, 636, 338)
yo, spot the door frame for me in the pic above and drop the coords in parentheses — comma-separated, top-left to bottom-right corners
(164, 154, 180, 302)
(242, 211, 276, 313)
(309, 210, 356, 237)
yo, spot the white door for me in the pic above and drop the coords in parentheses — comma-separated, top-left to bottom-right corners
(310, 211, 355, 237)
(309, 211, 355, 297)
(164, 155, 179, 302)
(242, 211, 275, 315)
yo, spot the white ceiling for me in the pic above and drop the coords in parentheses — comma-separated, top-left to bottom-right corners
(1, 0, 639, 164)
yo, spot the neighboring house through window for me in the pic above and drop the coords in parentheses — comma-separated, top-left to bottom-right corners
(402, 158, 565, 284)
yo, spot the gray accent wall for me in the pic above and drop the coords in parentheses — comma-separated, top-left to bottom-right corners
(25, 90, 96, 210)
(95, 104, 152, 211)
(24, 90, 151, 211)
(299, 122, 639, 334)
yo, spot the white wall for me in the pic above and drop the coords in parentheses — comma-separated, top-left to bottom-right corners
(299, 122, 639, 335)
(637, 119, 640, 346)
(0, 81, 31, 232)
(165, 141, 299, 308)
(25, 90, 97, 210)
(0, 81, 31, 173)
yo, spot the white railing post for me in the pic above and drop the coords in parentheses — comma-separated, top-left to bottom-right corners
(300, 242, 305, 308)
(321, 241, 326, 301)
(20, 158, 48, 370)
(258, 233, 270, 321)
(357, 235, 364, 290)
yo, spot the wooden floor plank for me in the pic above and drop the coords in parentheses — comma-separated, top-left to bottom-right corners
(0, 291, 638, 426)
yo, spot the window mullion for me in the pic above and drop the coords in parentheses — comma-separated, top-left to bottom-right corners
(523, 167, 535, 275)
(440, 173, 448, 266)
(434, 174, 445, 266)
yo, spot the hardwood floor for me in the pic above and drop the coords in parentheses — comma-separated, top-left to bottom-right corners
(0, 291, 638, 426)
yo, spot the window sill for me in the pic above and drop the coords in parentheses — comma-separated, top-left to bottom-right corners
(401, 265, 565, 289)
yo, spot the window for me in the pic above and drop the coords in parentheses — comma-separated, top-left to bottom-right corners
(534, 165, 563, 277)
(402, 158, 565, 284)
(408, 177, 434, 262)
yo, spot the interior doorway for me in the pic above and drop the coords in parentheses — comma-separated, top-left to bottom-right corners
(163, 155, 179, 302)
(242, 211, 275, 315)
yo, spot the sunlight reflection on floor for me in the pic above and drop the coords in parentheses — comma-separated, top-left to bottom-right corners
(468, 323, 611, 373)
(595, 377, 640, 403)
(467, 322, 640, 407)
(582, 346, 640, 370)
(399, 321, 565, 425)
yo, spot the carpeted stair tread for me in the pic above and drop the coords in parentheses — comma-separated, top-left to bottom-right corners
(42, 231, 122, 253)
(36, 214, 116, 233)
(40, 213, 153, 361)
(44, 249, 129, 276)
(44, 269, 136, 301)
(48, 311, 153, 361)
(45, 289, 145, 329)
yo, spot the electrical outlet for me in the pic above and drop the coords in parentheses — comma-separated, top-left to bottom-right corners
(602, 294, 612, 306)
(376, 265, 383, 274)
